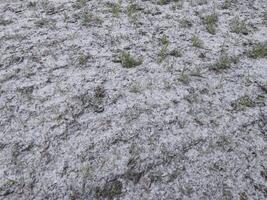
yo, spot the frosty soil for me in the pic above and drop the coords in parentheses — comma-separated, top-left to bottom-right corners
(0, 0, 267, 200)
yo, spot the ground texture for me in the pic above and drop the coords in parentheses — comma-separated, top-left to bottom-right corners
(0, 0, 267, 199)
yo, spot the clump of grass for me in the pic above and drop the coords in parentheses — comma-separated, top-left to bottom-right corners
(190, 68, 203, 77)
(191, 35, 203, 48)
(202, 13, 218, 34)
(95, 179, 123, 199)
(126, 3, 142, 24)
(160, 34, 169, 46)
(157, 34, 170, 63)
(158, 44, 169, 63)
(179, 69, 190, 84)
(34, 18, 52, 28)
(27, 1, 37, 7)
(231, 95, 255, 110)
(126, 3, 141, 17)
(157, 0, 172, 5)
(81, 11, 102, 26)
(94, 85, 105, 99)
(180, 18, 192, 28)
(171, 1, 183, 10)
(78, 53, 89, 65)
(230, 17, 248, 35)
(190, 0, 208, 6)
(120, 52, 142, 68)
(130, 83, 142, 93)
(209, 54, 232, 71)
(109, 3, 121, 17)
(34, 17, 56, 29)
(74, 0, 87, 9)
(184, 92, 198, 104)
(248, 43, 267, 59)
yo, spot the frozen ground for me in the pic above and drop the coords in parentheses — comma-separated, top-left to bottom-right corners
(0, 0, 267, 199)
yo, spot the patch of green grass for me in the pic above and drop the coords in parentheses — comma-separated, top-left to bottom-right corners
(78, 53, 89, 65)
(161, 34, 169, 46)
(95, 179, 123, 199)
(126, 3, 141, 17)
(126, 3, 142, 24)
(230, 17, 248, 35)
(248, 43, 267, 59)
(190, 0, 208, 6)
(109, 3, 121, 17)
(191, 35, 203, 48)
(231, 95, 255, 110)
(209, 54, 233, 71)
(81, 163, 92, 178)
(158, 44, 169, 63)
(81, 12, 102, 26)
(157, 0, 180, 5)
(202, 13, 218, 34)
(157, 34, 171, 63)
(120, 52, 142, 68)
(74, 0, 87, 9)
(157, 0, 169, 5)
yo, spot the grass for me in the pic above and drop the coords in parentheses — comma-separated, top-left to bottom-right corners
(209, 54, 233, 71)
(126, 3, 142, 24)
(94, 86, 105, 99)
(74, 0, 87, 9)
(130, 83, 142, 93)
(78, 53, 89, 65)
(126, 3, 141, 17)
(34, 18, 53, 28)
(180, 18, 192, 28)
(248, 43, 267, 59)
(109, 3, 121, 17)
(158, 44, 169, 63)
(27, 1, 37, 7)
(230, 17, 248, 35)
(157, 34, 171, 63)
(120, 52, 142, 68)
(81, 11, 102, 26)
(95, 179, 123, 199)
(191, 35, 203, 48)
(231, 95, 255, 110)
(157, 0, 171, 5)
(161, 34, 169, 46)
(202, 13, 218, 34)
(179, 69, 190, 84)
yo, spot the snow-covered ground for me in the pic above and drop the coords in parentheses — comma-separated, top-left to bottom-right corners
(0, 0, 266, 199)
